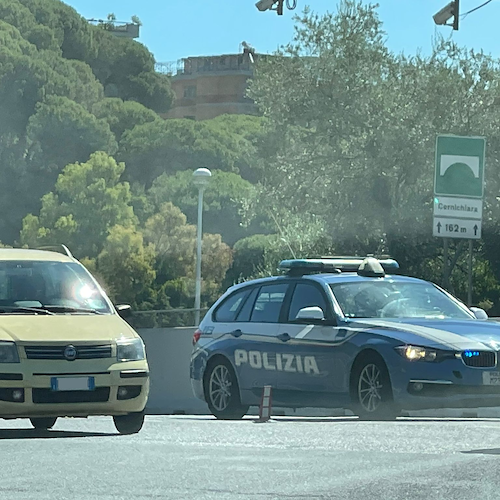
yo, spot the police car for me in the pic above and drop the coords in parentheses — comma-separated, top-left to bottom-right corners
(190, 257, 500, 420)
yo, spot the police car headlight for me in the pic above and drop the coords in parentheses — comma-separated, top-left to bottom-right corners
(116, 338, 145, 362)
(0, 342, 19, 363)
(395, 345, 438, 362)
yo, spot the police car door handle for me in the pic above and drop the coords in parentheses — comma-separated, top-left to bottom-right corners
(230, 329, 243, 337)
(277, 332, 291, 342)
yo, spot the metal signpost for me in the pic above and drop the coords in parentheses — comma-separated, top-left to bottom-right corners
(433, 135, 486, 305)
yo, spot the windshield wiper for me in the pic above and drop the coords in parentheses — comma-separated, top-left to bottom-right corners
(0, 306, 54, 315)
(41, 305, 103, 315)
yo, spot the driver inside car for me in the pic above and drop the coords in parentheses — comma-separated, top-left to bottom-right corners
(354, 286, 391, 318)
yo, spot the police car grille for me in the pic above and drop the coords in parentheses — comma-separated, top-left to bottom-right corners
(32, 387, 110, 404)
(24, 345, 112, 360)
(461, 351, 496, 368)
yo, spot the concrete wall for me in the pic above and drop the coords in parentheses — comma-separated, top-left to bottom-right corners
(138, 328, 208, 415)
(138, 327, 500, 418)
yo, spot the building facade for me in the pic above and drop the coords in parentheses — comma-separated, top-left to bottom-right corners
(159, 51, 259, 121)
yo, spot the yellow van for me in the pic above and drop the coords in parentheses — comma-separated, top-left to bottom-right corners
(0, 247, 149, 434)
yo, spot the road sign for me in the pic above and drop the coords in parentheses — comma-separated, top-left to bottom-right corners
(433, 217, 481, 239)
(433, 196, 483, 219)
(435, 135, 486, 198)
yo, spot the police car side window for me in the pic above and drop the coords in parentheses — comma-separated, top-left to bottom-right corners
(250, 284, 288, 323)
(235, 287, 258, 322)
(288, 283, 328, 321)
(214, 289, 249, 322)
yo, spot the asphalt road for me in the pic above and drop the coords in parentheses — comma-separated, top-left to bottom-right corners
(1, 415, 500, 500)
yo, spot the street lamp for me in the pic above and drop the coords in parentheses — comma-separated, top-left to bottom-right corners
(192, 168, 212, 326)
(433, 1, 459, 30)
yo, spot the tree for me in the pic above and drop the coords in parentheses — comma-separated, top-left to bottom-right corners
(197, 114, 268, 183)
(91, 225, 156, 309)
(247, 1, 500, 304)
(143, 202, 233, 307)
(92, 97, 159, 142)
(25, 95, 117, 199)
(147, 170, 260, 245)
(0, 0, 176, 256)
(19, 152, 136, 258)
(85, 30, 174, 113)
(248, 2, 393, 248)
(118, 118, 254, 186)
(27, 95, 116, 165)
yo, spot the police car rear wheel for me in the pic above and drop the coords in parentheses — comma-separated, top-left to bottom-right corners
(30, 417, 57, 430)
(205, 360, 248, 420)
(353, 357, 398, 421)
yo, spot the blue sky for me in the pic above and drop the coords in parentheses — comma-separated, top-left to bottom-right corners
(63, 1, 500, 63)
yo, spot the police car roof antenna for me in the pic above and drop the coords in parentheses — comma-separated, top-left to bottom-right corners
(269, 212, 297, 259)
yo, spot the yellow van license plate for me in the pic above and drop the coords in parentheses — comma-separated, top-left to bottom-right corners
(51, 377, 95, 391)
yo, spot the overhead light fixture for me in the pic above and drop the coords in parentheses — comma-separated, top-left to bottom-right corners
(255, 0, 284, 15)
(433, 0, 459, 30)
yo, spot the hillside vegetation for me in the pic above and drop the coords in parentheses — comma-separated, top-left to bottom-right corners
(2, 0, 500, 318)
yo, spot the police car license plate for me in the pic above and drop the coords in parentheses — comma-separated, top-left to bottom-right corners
(51, 377, 95, 391)
(482, 372, 500, 386)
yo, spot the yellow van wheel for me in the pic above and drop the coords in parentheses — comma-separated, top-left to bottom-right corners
(113, 412, 144, 434)
(30, 417, 57, 430)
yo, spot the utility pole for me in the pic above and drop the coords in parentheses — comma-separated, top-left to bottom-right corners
(453, 0, 459, 31)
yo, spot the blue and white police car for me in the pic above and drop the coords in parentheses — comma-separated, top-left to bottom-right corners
(190, 257, 500, 420)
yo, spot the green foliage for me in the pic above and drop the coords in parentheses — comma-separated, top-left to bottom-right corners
(0, 0, 174, 243)
(27, 96, 116, 168)
(86, 32, 174, 113)
(118, 118, 250, 186)
(92, 98, 159, 142)
(5, 0, 500, 316)
(246, 1, 500, 306)
(94, 225, 157, 309)
(143, 202, 233, 307)
(229, 234, 280, 283)
(20, 152, 136, 257)
(148, 170, 259, 245)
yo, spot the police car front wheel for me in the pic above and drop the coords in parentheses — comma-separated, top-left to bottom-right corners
(352, 356, 398, 421)
(205, 359, 248, 420)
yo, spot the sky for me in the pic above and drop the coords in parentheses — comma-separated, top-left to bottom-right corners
(62, 0, 500, 64)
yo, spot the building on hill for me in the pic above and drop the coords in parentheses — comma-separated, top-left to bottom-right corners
(87, 19, 140, 39)
(157, 47, 260, 121)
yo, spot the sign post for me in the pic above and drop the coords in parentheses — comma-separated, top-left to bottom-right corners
(433, 135, 485, 304)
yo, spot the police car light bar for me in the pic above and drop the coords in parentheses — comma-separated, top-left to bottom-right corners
(278, 257, 399, 276)
(279, 259, 343, 275)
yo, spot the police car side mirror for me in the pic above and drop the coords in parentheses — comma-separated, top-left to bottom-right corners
(295, 307, 325, 322)
(470, 307, 488, 320)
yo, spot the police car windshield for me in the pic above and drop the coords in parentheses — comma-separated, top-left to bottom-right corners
(0, 261, 112, 314)
(330, 281, 473, 320)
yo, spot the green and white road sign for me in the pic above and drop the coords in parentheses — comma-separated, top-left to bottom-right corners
(434, 135, 486, 199)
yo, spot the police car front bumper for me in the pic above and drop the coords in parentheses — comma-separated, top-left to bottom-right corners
(388, 353, 500, 410)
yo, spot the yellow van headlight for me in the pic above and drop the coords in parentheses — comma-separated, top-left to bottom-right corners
(0, 342, 19, 363)
(116, 338, 145, 362)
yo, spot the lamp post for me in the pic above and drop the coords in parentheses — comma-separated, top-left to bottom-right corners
(192, 168, 212, 326)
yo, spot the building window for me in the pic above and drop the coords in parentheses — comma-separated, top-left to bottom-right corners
(183, 86, 197, 98)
